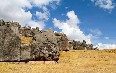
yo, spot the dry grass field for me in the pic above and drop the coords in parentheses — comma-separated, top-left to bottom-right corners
(0, 50, 116, 73)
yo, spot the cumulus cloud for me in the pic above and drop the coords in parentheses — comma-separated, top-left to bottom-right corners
(105, 37, 109, 40)
(28, 20, 45, 29)
(36, 10, 50, 21)
(91, 0, 115, 10)
(53, 11, 92, 44)
(90, 29, 102, 36)
(31, 0, 60, 8)
(0, 0, 60, 29)
(95, 43, 116, 50)
(0, 0, 32, 25)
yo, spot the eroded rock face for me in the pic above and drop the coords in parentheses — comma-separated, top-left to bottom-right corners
(0, 20, 21, 61)
(0, 19, 96, 62)
(0, 20, 61, 62)
(72, 40, 96, 50)
(55, 32, 69, 51)
(30, 28, 60, 61)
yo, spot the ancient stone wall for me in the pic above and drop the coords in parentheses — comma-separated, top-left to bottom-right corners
(0, 19, 97, 62)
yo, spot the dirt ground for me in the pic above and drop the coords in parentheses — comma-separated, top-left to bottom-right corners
(0, 50, 116, 73)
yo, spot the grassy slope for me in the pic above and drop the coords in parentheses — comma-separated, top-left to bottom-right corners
(0, 50, 116, 73)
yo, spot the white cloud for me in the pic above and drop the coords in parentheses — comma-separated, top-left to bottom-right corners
(36, 10, 50, 21)
(95, 43, 116, 50)
(0, 0, 60, 29)
(105, 37, 109, 40)
(31, 0, 52, 7)
(91, 0, 115, 10)
(0, 0, 32, 25)
(31, 0, 60, 6)
(28, 20, 45, 29)
(90, 29, 102, 36)
(53, 11, 92, 44)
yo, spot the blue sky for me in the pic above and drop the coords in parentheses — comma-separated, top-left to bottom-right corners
(0, 0, 116, 49)
(45, 0, 116, 46)
(51, 0, 116, 44)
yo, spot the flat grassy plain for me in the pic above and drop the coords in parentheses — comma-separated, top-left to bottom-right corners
(0, 50, 116, 73)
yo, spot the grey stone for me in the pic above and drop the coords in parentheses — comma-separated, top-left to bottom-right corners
(0, 19, 96, 62)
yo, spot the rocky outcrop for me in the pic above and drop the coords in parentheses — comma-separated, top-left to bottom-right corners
(55, 32, 69, 51)
(0, 19, 97, 62)
(0, 20, 61, 62)
(0, 20, 21, 61)
(72, 40, 97, 50)
(30, 28, 59, 62)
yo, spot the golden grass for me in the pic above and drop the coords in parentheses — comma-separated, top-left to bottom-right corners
(0, 50, 116, 73)
(103, 49, 116, 54)
(20, 36, 32, 45)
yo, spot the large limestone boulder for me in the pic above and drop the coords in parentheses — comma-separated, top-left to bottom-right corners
(30, 28, 60, 61)
(55, 32, 69, 51)
(0, 20, 21, 61)
(86, 44, 93, 50)
(0, 20, 5, 61)
(20, 44, 31, 61)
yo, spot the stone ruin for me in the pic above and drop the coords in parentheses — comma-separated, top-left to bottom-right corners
(72, 40, 95, 50)
(0, 19, 97, 62)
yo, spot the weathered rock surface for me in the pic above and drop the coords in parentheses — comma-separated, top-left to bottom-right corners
(0, 20, 21, 61)
(55, 32, 69, 51)
(0, 20, 61, 62)
(0, 19, 97, 62)
(72, 40, 98, 50)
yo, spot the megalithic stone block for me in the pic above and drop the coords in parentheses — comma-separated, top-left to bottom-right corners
(0, 47, 3, 61)
(3, 35, 21, 61)
(0, 32, 3, 61)
(20, 44, 31, 61)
